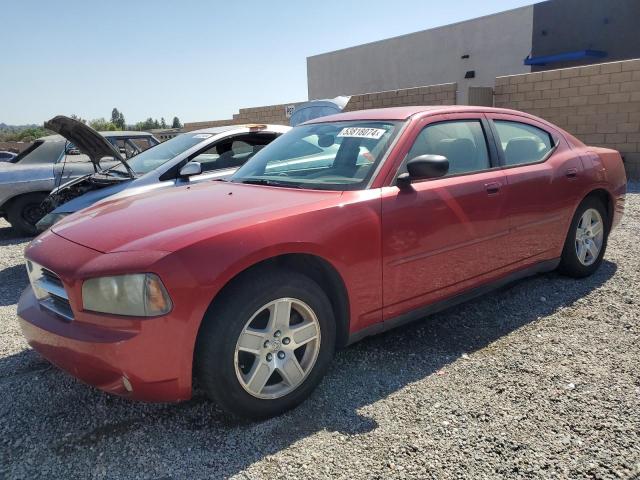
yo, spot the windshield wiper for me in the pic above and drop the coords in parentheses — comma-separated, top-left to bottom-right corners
(239, 179, 302, 188)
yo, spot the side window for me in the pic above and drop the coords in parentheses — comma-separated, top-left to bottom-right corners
(493, 121, 554, 166)
(192, 134, 278, 173)
(406, 120, 490, 176)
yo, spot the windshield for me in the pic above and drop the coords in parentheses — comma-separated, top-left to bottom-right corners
(112, 132, 213, 175)
(230, 121, 400, 190)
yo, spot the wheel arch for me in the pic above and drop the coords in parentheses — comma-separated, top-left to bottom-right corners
(196, 253, 351, 353)
(1, 190, 51, 212)
(581, 188, 614, 230)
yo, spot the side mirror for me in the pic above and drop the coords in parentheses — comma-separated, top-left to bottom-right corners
(179, 161, 202, 177)
(397, 154, 449, 190)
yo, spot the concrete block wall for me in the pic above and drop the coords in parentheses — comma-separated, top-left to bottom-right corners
(495, 59, 640, 179)
(0, 141, 32, 153)
(182, 119, 239, 132)
(343, 83, 457, 111)
(183, 102, 303, 132)
(233, 102, 304, 125)
(183, 84, 456, 132)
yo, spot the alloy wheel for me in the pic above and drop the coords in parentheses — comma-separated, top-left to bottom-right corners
(234, 298, 321, 399)
(575, 208, 604, 266)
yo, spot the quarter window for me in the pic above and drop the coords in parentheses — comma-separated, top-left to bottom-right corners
(493, 121, 554, 166)
(405, 120, 491, 176)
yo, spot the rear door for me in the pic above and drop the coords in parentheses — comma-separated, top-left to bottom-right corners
(380, 113, 510, 318)
(485, 114, 584, 263)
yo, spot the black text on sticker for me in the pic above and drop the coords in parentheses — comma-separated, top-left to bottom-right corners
(337, 127, 386, 139)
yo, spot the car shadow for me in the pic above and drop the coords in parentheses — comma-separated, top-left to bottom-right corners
(0, 261, 617, 478)
(0, 264, 29, 306)
(0, 222, 32, 247)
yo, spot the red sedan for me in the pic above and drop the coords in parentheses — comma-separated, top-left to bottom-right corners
(18, 106, 626, 419)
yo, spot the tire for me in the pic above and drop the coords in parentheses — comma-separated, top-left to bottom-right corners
(558, 196, 609, 278)
(195, 269, 336, 419)
(7, 193, 48, 236)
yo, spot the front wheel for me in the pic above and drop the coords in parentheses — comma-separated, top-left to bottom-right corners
(558, 196, 608, 278)
(195, 270, 336, 419)
(7, 193, 48, 236)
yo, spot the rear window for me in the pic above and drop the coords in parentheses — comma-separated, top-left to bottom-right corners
(493, 121, 555, 166)
(13, 140, 64, 165)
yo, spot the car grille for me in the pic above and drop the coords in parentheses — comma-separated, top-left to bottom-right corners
(25, 261, 74, 321)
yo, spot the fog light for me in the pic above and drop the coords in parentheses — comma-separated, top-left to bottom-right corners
(122, 376, 133, 392)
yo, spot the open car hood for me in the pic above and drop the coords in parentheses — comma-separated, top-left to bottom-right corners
(44, 115, 126, 168)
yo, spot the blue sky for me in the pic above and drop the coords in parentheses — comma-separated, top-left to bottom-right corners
(2, 0, 534, 125)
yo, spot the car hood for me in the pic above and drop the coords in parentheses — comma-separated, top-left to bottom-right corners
(51, 181, 343, 253)
(44, 115, 125, 167)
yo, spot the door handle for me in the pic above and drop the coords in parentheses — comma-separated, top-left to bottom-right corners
(485, 182, 501, 195)
(565, 168, 578, 179)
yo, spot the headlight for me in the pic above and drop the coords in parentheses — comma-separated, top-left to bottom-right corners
(82, 273, 172, 317)
(36, 212, 69, 231)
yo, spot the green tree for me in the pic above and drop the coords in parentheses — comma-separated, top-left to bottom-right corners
(89, 118, 117, 131)
(172, 116, 182, 128)
(0, 127, 50, 142)
(160, 117, 167, 128)
(135, 118, 157, 131)
(111, 108, 125, 129)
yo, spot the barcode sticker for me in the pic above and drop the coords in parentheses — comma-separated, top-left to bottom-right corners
(337, 127, 386, 139)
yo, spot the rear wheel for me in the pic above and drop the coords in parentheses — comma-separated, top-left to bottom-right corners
(558, 197, 608, 278)
(7, 193, 48, 236)
(195, 270, 336, 419)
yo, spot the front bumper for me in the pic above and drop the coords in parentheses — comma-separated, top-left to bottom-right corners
(17, 287, 191, 402)
(17, 231, 197, 403)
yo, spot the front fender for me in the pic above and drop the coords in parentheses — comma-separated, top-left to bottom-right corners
(0, 165, 55, 209)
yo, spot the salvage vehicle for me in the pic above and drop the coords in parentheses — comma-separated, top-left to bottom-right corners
(0, 126, 157, 234)
(36, 117, 290, 231)
(18, 106, 626, 419)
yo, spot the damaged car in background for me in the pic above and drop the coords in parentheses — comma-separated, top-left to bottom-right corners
(37, 117, 290, 231)
(0, 125, 157, 235)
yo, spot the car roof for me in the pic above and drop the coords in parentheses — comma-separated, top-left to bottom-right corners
(100, 131, 155, 137)
(304, 105, 543, 123)
(189, 124, 290, 135)
(37, 131, 155, 142)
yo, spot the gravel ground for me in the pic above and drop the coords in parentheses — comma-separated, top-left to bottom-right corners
(0, 186, 638, 480)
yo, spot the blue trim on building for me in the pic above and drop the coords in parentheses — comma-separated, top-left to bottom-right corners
(524, 50, 608, 66)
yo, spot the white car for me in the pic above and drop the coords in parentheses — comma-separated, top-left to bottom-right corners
(38, 116, 290, 230)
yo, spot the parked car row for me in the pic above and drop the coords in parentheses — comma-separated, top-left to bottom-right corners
(37, 117, 290, 230)
(0, 126, 159, 234)
(0, 117, 292, 235)
(17, 106, 626, 419)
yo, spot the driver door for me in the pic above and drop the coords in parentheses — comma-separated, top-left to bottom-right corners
(381, 114, 510, 318)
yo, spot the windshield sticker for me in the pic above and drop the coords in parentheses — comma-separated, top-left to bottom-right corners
(192, 134, 212, 139)
(337, 127, 386, 139)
